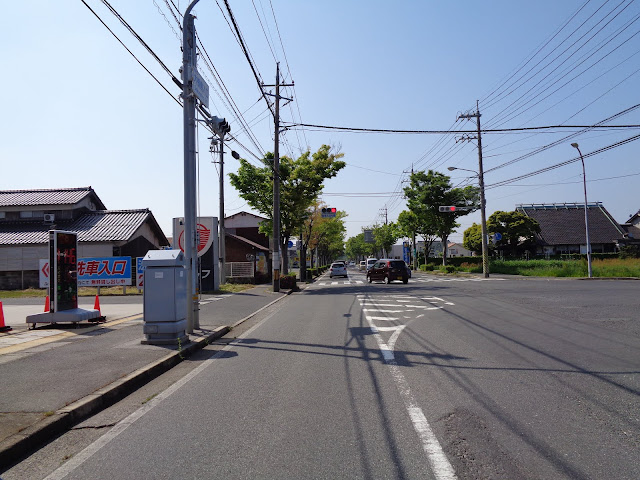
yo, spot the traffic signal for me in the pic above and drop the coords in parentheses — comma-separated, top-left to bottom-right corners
(211, 116, 230, 136)
(321, 207, 337, 218)
(439, 205, 470, 212)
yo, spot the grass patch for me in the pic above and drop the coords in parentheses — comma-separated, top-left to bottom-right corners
(489, 258, 640, 277)
(215, 283, 255, 294)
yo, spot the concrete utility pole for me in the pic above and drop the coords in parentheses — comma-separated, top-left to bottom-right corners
(218, 135, 226, 284)
(458, 101, 489, 278)
(209, 117, 230, 284)
(263, 63, 293, 292)
(182, 0, 201, 332)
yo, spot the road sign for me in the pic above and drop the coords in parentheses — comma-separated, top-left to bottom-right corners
(192, 69, 209, 108)
(492, 232, 502, 244)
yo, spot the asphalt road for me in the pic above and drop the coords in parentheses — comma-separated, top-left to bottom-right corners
(5, 270, 640, 479)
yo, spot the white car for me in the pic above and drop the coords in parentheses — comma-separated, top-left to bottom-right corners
(329, 262, 348, 278)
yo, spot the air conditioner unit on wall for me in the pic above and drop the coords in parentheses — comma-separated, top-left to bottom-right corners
(44, 214, 55, 223)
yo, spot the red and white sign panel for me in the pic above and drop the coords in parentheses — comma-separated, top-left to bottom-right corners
(172, 217, 214, 257)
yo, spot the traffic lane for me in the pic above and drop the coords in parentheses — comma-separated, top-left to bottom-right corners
(54, 287, 441, 480)
(392, 280, 640, 480)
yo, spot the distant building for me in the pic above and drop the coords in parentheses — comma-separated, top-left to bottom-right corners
(224, 211, 270, 283)
(447, 242, 473, 257)
(620, 210, 640, 246)
(516, 203, 626, 255)
(0, 187, 168, 289)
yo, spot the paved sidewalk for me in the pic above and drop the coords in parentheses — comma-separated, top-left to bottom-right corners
(0, 286, 291, 471)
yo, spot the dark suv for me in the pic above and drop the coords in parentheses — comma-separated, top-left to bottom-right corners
(367, 259, 409, 284)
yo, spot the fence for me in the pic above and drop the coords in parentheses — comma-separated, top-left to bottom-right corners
(225, 261, 254, 278)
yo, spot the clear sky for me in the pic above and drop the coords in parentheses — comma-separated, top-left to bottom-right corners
(1, 1, 638, 244)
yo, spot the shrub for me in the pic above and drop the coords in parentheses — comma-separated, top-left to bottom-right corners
(279, 273, 297, 290)
(440, 265, 456, 273)
(619, 245, 640, 259)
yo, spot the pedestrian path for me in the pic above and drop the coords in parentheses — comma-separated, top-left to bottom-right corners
(0, 295, 229, 355)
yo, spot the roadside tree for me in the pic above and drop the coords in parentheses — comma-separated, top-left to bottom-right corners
(229, 145, 345, 274)
(403, 170, 479, 265)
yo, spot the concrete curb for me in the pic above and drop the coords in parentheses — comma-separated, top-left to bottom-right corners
(0, 287, 296, 470)
(0, 325, 229, 470)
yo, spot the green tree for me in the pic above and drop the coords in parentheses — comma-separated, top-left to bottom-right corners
(364, 223, 399, 258)
(488, 210, 540, 257)
(397, 209, 437, 266)
(404, 170, 479, 265)
(315, 211, 347, 265)
(463, 211, 541, 257)
(345, 233, 370, 261)
(229, 145, 345, 274)
(463, 222, 483, 255)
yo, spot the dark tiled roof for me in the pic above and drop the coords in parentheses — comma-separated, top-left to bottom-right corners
(623, 225, 640, 239)
(0, 209, 164, 245)
(516, 203, 625, 246)
(0, 187, 106, 209)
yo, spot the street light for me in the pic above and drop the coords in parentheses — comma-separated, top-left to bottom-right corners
(447, 166, 489, 278)
(570, 143, 593, 278)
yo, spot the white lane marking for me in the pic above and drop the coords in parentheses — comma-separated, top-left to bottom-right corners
(422, 297, 455, 306)
(362, 309, 407, 313)
(396, 299, 411, 302)
(365, 316, 398, 321)
(44, 308, 280, 480)
(363, 318, 457, 480)
(403, 305, 444, 310)
(331, 281, 338, 285)
(416, 314, 425, 319)
(360, 303, 406, 307)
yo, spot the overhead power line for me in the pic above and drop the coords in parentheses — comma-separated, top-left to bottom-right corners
(486, 133, 640, 189)
(284, 122, 640, 134)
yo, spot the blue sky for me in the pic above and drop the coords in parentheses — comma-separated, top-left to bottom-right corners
(1, 1, 638, 243)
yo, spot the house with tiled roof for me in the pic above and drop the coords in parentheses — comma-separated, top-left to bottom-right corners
(620, 210, 640, 246)
(515, 203, 626, 256)
(0, 187, 169, 289)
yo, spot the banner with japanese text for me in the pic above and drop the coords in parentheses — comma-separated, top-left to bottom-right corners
(77, 257, 132, 286)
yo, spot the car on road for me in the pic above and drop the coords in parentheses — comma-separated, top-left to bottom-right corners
(367, 259, 409, 284)
(348, 261, 356, 267)
(329, 262, 348, 278)
(405, 261, 412, 278)
(366, 258, 378, 271)
(359, 261, 366, 270)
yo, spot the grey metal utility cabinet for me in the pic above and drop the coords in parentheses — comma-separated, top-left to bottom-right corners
(141, 249, 188, 345)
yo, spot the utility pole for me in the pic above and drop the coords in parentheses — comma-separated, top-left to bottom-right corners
(263, 63, 293, 292)
(458, 100, 489, 278)
(209, 117, 230, 284)
(181, 1, 200, 332)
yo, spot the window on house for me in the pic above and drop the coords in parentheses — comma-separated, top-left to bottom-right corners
(20, 211, 44, 218)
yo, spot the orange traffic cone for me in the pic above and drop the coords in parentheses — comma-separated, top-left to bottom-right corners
(44, 295, 50, 313)
(94, 294, 101, 315)
(0, 301, 12, 332)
